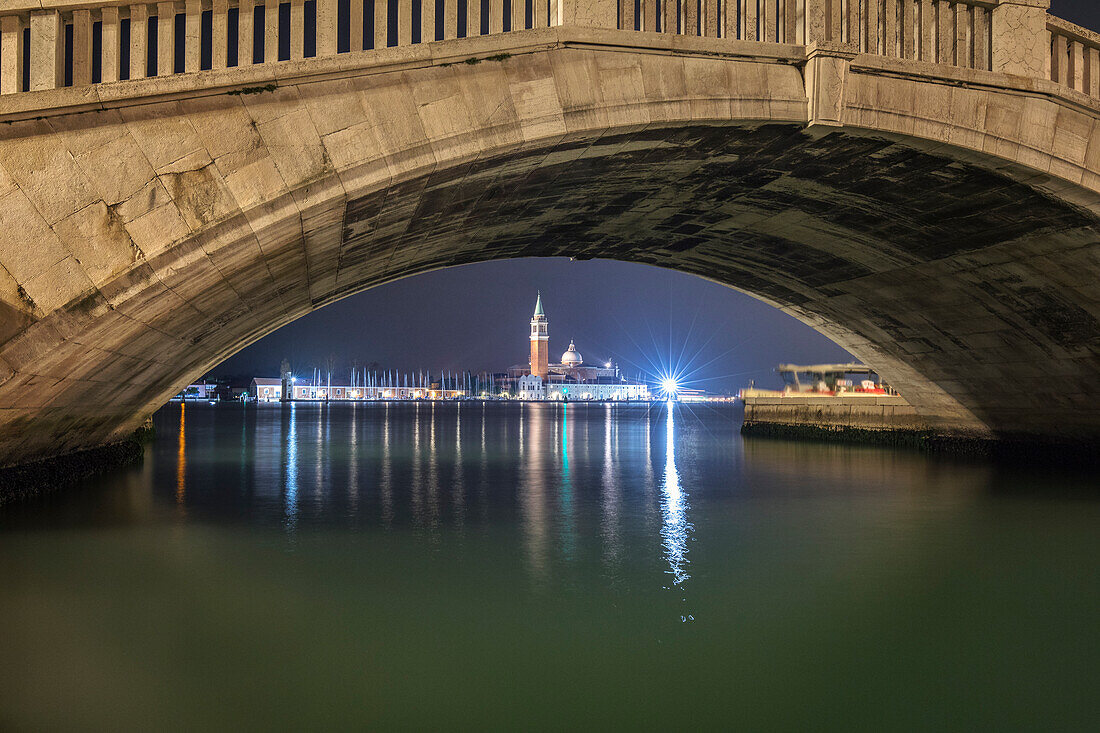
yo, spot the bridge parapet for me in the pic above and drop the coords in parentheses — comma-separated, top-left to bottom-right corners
(0, 0, 1082, 98)
(1048, 13, 1100, 100)
(0, 0, 1078, 101)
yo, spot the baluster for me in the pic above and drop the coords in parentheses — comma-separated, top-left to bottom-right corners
(1088, 46, 1099, 98)
(373, 0, 387, 47)
(828, 0, 841, 42)
(619, 0, 634, 31)
(957, 2, 969, 68)
(1, 16, 24, 93)
(349, 0, 362, 49)
(972, 4, 989, 71)
(936, 0, 952, 64)
(73, 9, 94, 85)
(29, 10, 63, 89)
(1071, 40, 1085, 92)
(290, 0, 304, 59)
(916, 0, 931, 62)
(316, 0, 337, 54)
(489, 0, 503, 34)
(864, 0, 878, 54)
(264, 1, 278, 60)
(784, 0, 800, 43)
(130, 4, 149, 77)
(1051, 33, 1067, 84)
(683, 0, 697, 36)
(850, 0, 860, 47)
(398, 0, 411, 44)
(744, 0, 757, 40)
(443, 0, 457, 38)
(703, 0, 719, 37)
(511, 0, 524, 30)
(467, 0, 482, 36)
(421, 0, 435, 41)
(212, 0, 228, 67)
(101, 7, 121, 81)
(641, 0, 659, 32)
(158, 2, 174, 74)
(185, 0, 201, 71)
(239, 0, 254, 63)
(533, 0, 549, 28)
(662, 0, 678, 33)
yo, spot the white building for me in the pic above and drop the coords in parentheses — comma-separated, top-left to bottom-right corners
(517, 374, 545, 400)
(545, 381, 649, 401)
(250, 377, 283, 402)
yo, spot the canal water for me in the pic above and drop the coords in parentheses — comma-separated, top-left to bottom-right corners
(1, 402, 1097, 730)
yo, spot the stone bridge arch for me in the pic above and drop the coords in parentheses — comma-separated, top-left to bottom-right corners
(1, 3, 1100, 466)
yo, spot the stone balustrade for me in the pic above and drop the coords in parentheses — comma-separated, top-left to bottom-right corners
(0, 1, 1080, 101)
(1048, 14, 1100, 100)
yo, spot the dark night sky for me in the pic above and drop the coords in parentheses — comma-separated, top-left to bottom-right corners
(214, 0, 1098, 392)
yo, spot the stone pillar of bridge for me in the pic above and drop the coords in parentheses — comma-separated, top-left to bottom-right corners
(991, 0, 1051, 78)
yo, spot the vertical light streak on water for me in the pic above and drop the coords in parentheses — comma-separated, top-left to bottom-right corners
(239, 409, 248, 500)
(348, 403, 359, 511)
(559, 402, 576, 562)
(410, 403, 424, 526)
(380, 403, 393, 525)
(660, 404, 693, 593)
(427, 401, 440, 533)
(518, 401, 524, 459)
(521, 403, 549, 584)
(176, 403, 186, 505)
(479, 402, 489, 520)
(601, 403, 621, 574)
(643, 405, 657, 529)
(453, 402, 465, 528)
(284, 403, 299, 532)
(316, 404, 328, 506)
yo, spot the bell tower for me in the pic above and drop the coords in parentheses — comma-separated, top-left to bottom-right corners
(529, 292, 549, 381)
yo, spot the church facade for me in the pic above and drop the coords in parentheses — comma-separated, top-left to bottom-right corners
(512, 294, 649, 401)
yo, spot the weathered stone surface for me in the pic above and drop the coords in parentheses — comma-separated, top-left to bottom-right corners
(0, 27, 1098, 467)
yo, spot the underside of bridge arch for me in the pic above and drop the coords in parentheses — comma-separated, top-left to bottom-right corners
(2, 41, 1100, 466)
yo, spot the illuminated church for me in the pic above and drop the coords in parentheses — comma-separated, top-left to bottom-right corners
(511, 293, 649, 401)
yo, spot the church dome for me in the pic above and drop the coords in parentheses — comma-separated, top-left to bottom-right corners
(561, 340, 583, 365)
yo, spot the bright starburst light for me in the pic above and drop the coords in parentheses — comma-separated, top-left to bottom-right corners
(660, 377, 679, 399)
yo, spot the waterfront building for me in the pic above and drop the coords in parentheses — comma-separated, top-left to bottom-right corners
(174, 381, 217, 401)
(250, 378, 283, 402)
(250, 378, 464, 401)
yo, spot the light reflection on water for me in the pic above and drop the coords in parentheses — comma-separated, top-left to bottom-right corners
(660, 401, 693, 593)
(1, 402, 1098, 730)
